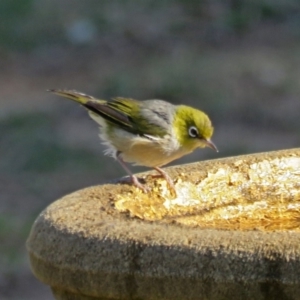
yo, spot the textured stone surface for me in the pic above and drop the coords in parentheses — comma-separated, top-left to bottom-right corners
(27, 148, 300, 300)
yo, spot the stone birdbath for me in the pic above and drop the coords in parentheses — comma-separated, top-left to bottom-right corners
(27, 148, 300, 300)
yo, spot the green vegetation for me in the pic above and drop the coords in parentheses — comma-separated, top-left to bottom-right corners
(1, 0, 300, 50)
(0, 113, 100, 173)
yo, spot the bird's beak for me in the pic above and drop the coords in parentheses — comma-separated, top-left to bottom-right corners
(204, 139, 218, 152)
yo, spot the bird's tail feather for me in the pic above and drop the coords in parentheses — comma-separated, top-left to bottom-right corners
(47, 89, 95, 105)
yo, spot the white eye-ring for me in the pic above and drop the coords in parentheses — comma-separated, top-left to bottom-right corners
(188, 126, 198, 138)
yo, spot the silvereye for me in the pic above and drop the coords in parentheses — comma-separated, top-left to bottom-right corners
(49, 89, 217, 193)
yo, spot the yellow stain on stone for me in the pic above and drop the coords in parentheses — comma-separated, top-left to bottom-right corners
(114, 156, 300, 231)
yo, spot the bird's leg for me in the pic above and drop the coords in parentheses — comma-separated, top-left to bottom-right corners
(154, 167, 177, 195)
(116, 152, 149, 193)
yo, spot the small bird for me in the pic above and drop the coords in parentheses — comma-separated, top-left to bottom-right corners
(49, 89, 218, 193)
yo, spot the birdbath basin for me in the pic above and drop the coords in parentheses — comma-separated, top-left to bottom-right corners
(27, 148, 300, 300)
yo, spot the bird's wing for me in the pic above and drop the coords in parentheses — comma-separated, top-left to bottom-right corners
(107, 97, 170, 137)
(49, 90, 169, 137)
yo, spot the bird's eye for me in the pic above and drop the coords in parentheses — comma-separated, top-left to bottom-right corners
(188, 126, 198, 138)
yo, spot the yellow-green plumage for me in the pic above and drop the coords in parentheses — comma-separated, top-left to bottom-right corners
(49, 89, 217, 193)
(173, 105, 214, 152)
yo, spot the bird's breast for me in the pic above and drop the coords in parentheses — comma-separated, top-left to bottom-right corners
(108, 128, 189, 167)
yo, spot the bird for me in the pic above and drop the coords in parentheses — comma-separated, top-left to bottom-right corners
(49, 89, 218, 194)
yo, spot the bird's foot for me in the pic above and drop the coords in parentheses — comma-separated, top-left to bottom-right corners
(117, 153, 150, 193)
(154, 167, 177, 197)
(131, 175, 150, 193)
(121, 175, 150, 193)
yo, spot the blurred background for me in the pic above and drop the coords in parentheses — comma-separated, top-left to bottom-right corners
(0, 0, 300, 299)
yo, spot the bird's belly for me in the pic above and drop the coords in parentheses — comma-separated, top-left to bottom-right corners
(108, 130, 188, 167)
(122, 143, 188, 167)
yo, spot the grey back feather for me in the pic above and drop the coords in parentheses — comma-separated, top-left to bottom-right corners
(140, 100, 176, 133)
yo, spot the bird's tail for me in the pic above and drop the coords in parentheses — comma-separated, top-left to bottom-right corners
(47, 89, 96, 105)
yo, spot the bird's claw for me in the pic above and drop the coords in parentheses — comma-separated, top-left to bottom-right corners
(152, 167, 177, 197)
(130, 175, 150, 193)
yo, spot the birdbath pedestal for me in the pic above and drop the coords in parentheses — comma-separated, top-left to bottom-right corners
(27, 148, 300, 300)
